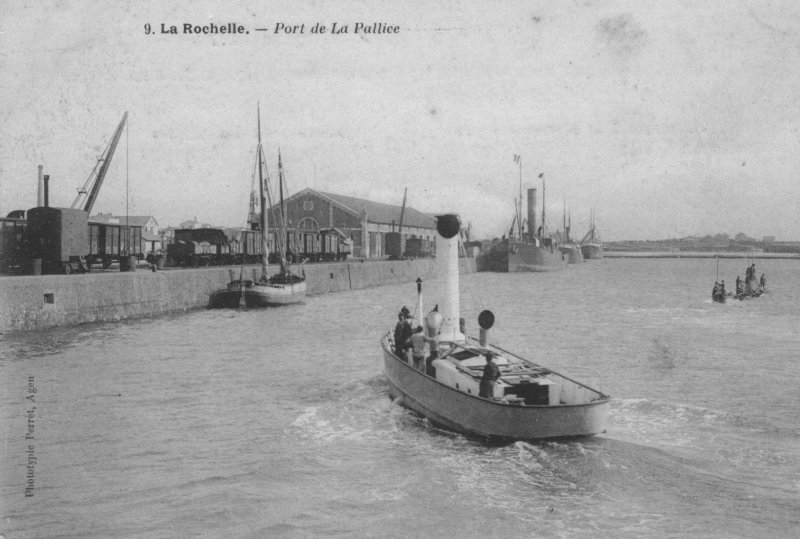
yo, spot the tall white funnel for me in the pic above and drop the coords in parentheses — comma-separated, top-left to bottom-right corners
(435, 214, 465, 342)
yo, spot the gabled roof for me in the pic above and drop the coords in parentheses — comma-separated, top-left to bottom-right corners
(283, 188, 436, 230)
(89, 214, 158, 228)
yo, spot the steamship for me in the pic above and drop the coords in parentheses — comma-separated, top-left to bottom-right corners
(381, 214, 610, 442)
(477, 187, 566, 272)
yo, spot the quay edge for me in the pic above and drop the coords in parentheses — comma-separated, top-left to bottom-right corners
(0, 258, 475, 333)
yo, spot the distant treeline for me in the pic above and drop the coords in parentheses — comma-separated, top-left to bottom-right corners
(605, 239, 800, 254)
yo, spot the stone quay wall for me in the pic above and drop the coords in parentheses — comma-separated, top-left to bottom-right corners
(0, 258, 476, 332)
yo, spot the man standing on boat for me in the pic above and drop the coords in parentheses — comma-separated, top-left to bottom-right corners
(394, 307, 413, 360)
(480, 352, 502, 399)
(406, 326, 436, 371)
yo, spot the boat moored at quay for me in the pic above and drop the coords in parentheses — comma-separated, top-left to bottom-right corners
(382, 214, 610, 442)
(208, 107, 306, 308)
(478, 186, 566, 272)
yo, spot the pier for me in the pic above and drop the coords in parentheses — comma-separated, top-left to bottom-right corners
(0, 258, 476, 333)
(603, 251, 800, 259)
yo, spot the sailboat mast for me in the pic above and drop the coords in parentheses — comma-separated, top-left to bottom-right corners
(518, 157, 523, 238)
(257, 105, 269, 281)
(541, 173, 546, 236)
(278, 150, 288, 274)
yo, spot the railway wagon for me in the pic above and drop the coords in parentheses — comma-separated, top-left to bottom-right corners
(403, 237, 434, 259)
(26, 207, 89, 274)
(0, 217, 27, 274)
(167, 228, 264, 267)
(282, 227, 352, 263)
(87, 220, 143, 269)
(25, 207, 143, 274)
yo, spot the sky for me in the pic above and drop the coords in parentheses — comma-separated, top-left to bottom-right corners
(2, 0, 800, 241)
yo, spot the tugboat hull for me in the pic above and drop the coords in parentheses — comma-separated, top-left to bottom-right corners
(381, 335, 609, 442)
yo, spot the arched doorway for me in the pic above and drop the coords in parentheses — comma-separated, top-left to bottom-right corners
(297, 217, 320, 256)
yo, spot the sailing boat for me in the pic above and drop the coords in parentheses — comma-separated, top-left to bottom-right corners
(208, 108, 306, 308)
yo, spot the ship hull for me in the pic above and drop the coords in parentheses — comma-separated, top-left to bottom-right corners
(508, 240, 566, 272)
(208, 280, 306, 308)
(580, 243, 603, 260)
(560, 244, 584, 264)
(477, 240, 566, 272)
(381, 336, 609, 441)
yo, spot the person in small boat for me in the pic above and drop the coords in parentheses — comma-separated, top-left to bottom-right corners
(405, 326, 436, 371)
(394, 307, 413, 359)
(479, 352, 502, 399)
(759, 273, 766, 292)
(736, 276, 743, 295)
(720, 280, 726, 296)
(712, 282, 720, 298)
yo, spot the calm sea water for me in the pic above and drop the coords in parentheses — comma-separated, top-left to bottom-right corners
(1, 257, 799, 538)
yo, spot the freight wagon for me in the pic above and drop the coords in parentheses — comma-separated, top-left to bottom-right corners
(166, 227, 352, 267)
(167, 228, 264, 267)
(0, 216, 27, 274)
(13, 207, 143, 274)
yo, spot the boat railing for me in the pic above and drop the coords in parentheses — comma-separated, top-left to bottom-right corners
(480, 341, 550, 371)
(470, 338, 607, 395)
(553, 366, 606, 394)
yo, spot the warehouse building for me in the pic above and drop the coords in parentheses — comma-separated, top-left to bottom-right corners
(265, 188, 437, 258)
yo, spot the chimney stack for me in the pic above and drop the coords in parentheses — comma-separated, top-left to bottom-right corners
(527, 188, 537, 237)
(37, 165, 44, 207)
(43, 175, 50, 207)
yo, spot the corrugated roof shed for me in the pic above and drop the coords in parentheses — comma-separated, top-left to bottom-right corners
(312, 190, 436, 229)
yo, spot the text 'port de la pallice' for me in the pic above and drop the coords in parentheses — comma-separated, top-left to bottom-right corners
(145, 22, 400, 35)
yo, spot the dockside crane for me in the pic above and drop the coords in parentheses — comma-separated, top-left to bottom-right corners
(71, 112, 128, 214)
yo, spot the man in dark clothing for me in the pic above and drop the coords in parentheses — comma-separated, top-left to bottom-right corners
(479, 352, 502, 399)
(394, 309, 413, 360)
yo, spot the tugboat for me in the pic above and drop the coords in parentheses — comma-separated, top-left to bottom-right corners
(381, 214, 610, 442)
(208, 107, 306, 308)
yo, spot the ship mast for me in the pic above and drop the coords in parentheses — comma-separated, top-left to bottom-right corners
(257, 105, 269, 282)
(277, 149, 289, 274)
(541, 173, 546, 237)
(517, 156, 523, 238)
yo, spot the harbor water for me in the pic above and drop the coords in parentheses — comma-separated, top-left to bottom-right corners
(1, 257, 799, 538)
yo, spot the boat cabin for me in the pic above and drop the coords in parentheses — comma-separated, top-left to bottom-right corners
(429, 343, 602, 407)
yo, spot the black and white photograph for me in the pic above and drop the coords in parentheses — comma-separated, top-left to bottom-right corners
(1, 1, 799, 537)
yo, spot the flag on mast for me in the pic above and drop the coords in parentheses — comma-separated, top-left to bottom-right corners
(513, 154, 521, 163)
(538, 172, 544, 178)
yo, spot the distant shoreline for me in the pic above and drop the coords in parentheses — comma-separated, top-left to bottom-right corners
(604, 251, 799, 259)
